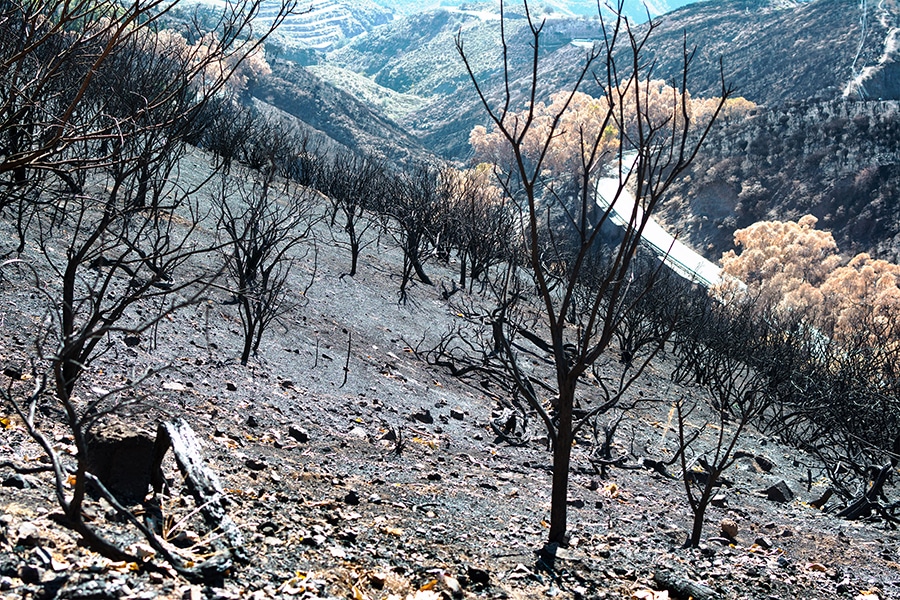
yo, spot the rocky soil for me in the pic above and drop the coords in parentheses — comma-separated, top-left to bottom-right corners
(0, 151, 898, 600)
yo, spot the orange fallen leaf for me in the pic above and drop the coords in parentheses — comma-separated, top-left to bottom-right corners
(352, 585, 370, 600)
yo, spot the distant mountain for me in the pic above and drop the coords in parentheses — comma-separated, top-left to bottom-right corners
(657, 99, 900, 262)
(323, 0, 878, 157)
(369, 0, 702, 20)
(642, 0, 900, 261)
(259, 0, 709, 53)
(326, 10, 522, 97)
(604, 0, 899, 104)
(248, 62, 431, 162)
(257, 0, 392, 54)
(255, 0, 900, 261)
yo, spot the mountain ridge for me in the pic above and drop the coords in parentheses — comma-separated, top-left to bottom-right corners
(261, 0, 716, 53)
(254, 0, 900, 261)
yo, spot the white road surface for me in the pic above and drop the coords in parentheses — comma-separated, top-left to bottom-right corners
(595, 176, 724, 288)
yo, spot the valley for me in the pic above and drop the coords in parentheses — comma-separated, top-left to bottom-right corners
(252, 0, 900, 261)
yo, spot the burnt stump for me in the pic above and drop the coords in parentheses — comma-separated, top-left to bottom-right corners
(85, 420, 155, 503)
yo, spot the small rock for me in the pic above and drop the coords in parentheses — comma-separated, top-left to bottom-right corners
(16, 523, 44, 547)
(162, 382, 186, 392)
(246, 415, 259, 428)
(754, 455, 774, 472)
(17, 564, 41, 585)
(2, 474, 30, 489)
(777, 528, 794, 538)
(343, 490, 360, 505)
(720, 518, 738, 539)
(427, 472, 442, 481)
(280, 380, 294, 389)
(764, 480, 794, 503)
(754, 536, 773, 550)
(567, 498, 585, 509)
(541, 543, 582, 562)
(777, 556, 791, 569)
(123, 335, 141, 347)
(450, 409, 465, 421)
(2, 367, 23, 380)
(131, 543, 156, 561)
(225, 382, 238, 391)
(288, 426, 309, 443)
(442, 573, 463, 596)
(85, 420, 156, 503)
(410, 408, 434, 424)
(508, 563, 534, 580)
(257, 521, 279, 536)
(182, 586, 203, 600)
(348, 426, 367, 438)
(810, 487, 833, 509)
(370, 573, 387, 590)
(467, 565, 490, 585)
(245, 458, 266, 471)
(711, 493, 727, 508)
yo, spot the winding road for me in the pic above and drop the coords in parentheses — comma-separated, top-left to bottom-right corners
(595, 176, 723, 288)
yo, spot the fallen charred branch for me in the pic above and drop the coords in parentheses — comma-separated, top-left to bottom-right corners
(654, 569, 720, 600)
(836, 463, 900, 525)
(152, 419, 247, 563)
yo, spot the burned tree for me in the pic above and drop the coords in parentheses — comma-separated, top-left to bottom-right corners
(382, 163, 449, 302)
(671, 311, 771, 547)
(320, 152, 386, 277)
(440, 166, 517, 292)
(215, 163, 316, 365)
(454, 0, 732, 544)
(0, 0, 293, 577)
